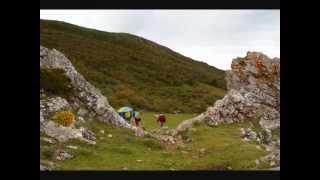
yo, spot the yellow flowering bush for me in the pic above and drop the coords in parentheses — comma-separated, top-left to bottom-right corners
(53, 111, 75, 127)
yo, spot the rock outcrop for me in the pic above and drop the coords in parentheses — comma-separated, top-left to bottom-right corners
(40, 45, 142, 170)
(175, 51, 280, 168)
(40, 46, 131, 128)
(176, 52, 280, 132)
(175, 113, 206, 134)
(204, 52, 280, 129)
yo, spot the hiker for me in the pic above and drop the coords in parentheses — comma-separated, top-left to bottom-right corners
(156, 113, 166, 127)
(132, 111, 142, 127)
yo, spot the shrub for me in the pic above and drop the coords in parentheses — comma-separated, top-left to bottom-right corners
(53, 111, 75, 127)
(40, 68, 73, 99)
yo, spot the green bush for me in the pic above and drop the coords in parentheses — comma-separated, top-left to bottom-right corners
(40, 68, 73, 99)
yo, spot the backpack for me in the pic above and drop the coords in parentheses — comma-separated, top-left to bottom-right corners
(158, 114, 166, 122)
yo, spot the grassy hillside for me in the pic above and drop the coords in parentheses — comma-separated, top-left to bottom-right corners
(40, 19, 226, 113)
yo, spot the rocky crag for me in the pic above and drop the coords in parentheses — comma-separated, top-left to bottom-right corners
(40, 46, 131, 128)
(175, 52, 280, 167)
(204, 52, 280, 129)
(40, 46, 139, 170)
(176, 51, 280, 131)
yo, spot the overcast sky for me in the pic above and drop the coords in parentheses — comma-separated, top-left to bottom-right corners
(40, 10, 280, 70)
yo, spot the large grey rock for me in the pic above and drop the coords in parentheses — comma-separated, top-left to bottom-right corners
(175, 113, 205, 133)
(203, 52, 280, 130)
(40, 45, 131, 129)
(175, 52, 280, 140)
(41, 121, 83, 142)
(55, 149, 73, 161)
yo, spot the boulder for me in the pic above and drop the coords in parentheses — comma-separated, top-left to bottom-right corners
(258, 129, 273, 144)
(55, 149, 73, 161)
(80, 127, 96, 141)
(42, 121, 83, 142)
(40, 137, 56, 144)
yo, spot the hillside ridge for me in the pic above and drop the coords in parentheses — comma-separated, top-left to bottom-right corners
(40, 19, 226, 113)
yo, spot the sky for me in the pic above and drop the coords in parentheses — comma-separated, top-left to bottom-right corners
(40, 10, 280, 70)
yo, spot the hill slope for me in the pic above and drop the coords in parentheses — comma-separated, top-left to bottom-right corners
(40, 19, 226, 113)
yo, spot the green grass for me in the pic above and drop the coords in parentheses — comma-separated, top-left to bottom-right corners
(40, 112, 270, 170)
(40, 19, 226, 113)
(139, 112, 198, 130)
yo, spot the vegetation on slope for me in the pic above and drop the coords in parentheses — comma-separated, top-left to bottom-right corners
(40, 19, 226, 113)
(40, 68, 73, 99)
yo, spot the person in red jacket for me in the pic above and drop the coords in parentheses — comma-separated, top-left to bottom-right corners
(131, 111, 142, 127)
(156, 113, 166, 127)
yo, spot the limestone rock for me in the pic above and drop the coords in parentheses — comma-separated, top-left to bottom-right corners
(203, 52, 280, 130)
(175, 113, 205, 133)
(77, 116, 85, 123)
(240, 128, 259, 141)
(258, 129, 273, 144)
(66, 145, 78, 150)
(40, 137, 56, 144)
(41, 96, 70, 115)
(40, 45, 131, 128)
(77, 108, 88, 117)
(80, 127, 96, 141)
(55, 149, 73, 161)
(42, 121, 83, 142)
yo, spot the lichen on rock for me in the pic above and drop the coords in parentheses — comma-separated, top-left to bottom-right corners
(204, 51, 280, 130)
